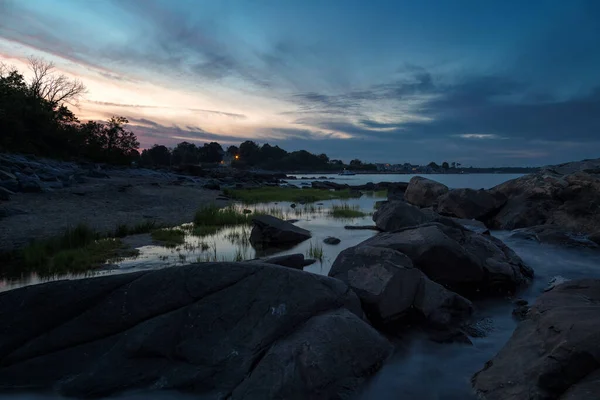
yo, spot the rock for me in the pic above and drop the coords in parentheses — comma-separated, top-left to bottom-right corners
(203, 180, 220, 190)
(404, 176, 449, 207)
(290, 203, 296, 208)
(437, 188, 507, 220)
(472, 279, 600, 400)
(329, 245, 473, 328)
(324, 236, 341, 245)
(510, 225, 599, 249)
(450, 218, 490, 234)
(0, 187, 13, 201)
(0, 170, 16, 181)
(543, 275, 570, 292)
(0, 207, 27, 219)
(250, 215, 311, 248)
(242, 209, 252, 214)
(428, 330, 473, 345)
(590, 232, 600, 245)
(361, 223, 533, 296)
(512, 299, 530, 321)
(0, 262, 392, 398)
(387, 183, 408, 202)
(0, 179, 19, 192)
(462, 317, 494, 338)
(489, 170, 600, 234)
(17, 177, 42, 193)
(344, 225, 380, 230)
(249, 253, 309, 270)
(373, 201, 431, 231)
(87, 170, 110, 179)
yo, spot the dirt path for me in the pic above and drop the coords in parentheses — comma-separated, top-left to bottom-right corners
(0, 172, 227, 252)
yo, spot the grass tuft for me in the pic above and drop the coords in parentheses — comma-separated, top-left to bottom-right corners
(194, 204, 250, 227)
(223, 187, 360, 204)
(305, 241, 324, 262)
(151, 228, 186, 247)
(114, 220, 158, 237)
(329, 203, 368, 219)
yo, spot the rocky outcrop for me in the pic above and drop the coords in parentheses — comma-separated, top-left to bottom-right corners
(489, 167, 600, 234)
(510, 225, 599, 249)
(404, 176, 449, 207)
(0, 263, 392, 398)
(246, 253, 315, 269)
(360, 222, 533, 295)
(249, 215, 311, 248)
(472, 279, 600, 400)
(329, 245, 473, 328)
(372, 200, 431, 231)
(437, 188, 506, 220)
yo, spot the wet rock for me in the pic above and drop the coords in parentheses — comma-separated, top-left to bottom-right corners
(324, 236, 341, 245)
(512, 299, 530, 321)
(0, 262, 392, 398)
(242, 209, 252, 214)
(450, 218, 490, 234)
(361, 222, 533, 296)
(543, 275, 570, 292)
(472, 279, 600, 400)
(510, 225, 599, 249)
(344, 225, 380, 230)
(329, 245, 473, 328)
(17, 176, 42, 193)
(0, 179, 19, 192)
(590, 232, 600, 245)
(0, 187, 13, 201)
(249, 253, 310, 270)
(437, 188, 506, 220)
(373, 200, 431, 231)
(290, 203, 296, 208)
(0, 170, 16, 181)
(489, 169, 600, 234)
(87, 170, 110, 179)
(462, 317, 494, 338)
(404, 176, 449, 207)
(250, 215, 311, 248)
(202, 180, 220, 190)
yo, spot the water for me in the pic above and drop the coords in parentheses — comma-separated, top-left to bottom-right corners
(288, 173, 525, 189)
(3, 172, 600, 399)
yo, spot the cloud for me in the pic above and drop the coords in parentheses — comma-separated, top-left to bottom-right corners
(87, 101, 247, 119)
(455, 134, 506, 140)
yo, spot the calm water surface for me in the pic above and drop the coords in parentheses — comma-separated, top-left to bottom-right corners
(3, 173, 599, 399)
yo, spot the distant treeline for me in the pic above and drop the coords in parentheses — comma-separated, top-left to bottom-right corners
(140, 141, 378, 171)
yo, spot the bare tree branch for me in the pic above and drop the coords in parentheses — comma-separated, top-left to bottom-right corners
(27, 56, 87, 106)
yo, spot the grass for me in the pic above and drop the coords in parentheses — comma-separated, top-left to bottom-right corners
(151, 228, 186, 247)
(305, 241, 324, 262)
(19, 224, 138, 276)
(114, 220, 159, 237)
(329, 203, 368, 219)
(223, 187, 360, 204)
(194, 204, 251, 226)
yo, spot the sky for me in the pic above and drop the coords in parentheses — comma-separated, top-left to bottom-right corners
(1, 0, 599, 166)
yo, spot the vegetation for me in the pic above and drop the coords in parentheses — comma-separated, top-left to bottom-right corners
(0, 58, 139, 164)
(306, 241, 324, 262)
(113, 220, 158, 237)
(194, 204, 251, 226)
(329, 203, 368, 218)
(223, 187, 360, 204)
(18, 224, 137, 276)
(151, 228, 186, 247)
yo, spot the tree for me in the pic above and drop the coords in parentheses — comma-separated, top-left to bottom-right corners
(427, 162, 440, 169)
(226, 145, 239, 156)
(239, 140, 261, 165)
(171, 142, 199, 165)
(318, 153, 329, 164)
(349, 159, 363, 167)
(27, 57, 86, 106)
(199, 142, 223, 163)
(141, 145, 171, 166)
(451, 162, 456, 169)
(81, 116, 140, 164)
(442, 161, 450, 169)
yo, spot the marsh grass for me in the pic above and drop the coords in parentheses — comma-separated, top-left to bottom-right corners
(305, 241, 325, 262)
(194, 204, 251, 226)
(151, 228, 186, 247)
(114, 220, 158, 237)
(223, 187, 359, 204)
(329, 203, 368, 218)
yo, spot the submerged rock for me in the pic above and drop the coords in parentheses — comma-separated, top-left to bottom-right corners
(360, 222, 533, 296)
(249, 215, 311, 248)
(329, 245, 473, 328)
(248, 253, 314, 269)
(324, 236, 341, 245)
(472, 279, 600, 400)
(0, 262, 392, 398)
(404, 176, 449, 208)
(510, 225, 599, 249)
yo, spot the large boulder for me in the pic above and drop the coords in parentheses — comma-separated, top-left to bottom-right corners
(489, 168, 600, 234)
(404, 176, 449, 207)
(329, 245, 473, 328)
(361, 223, 533, 296)
(250, 215, 311, 248)
(437, 188, 506, 220)
(472, 279, 600, 400)
(373, 200, 431, 231)
(0, 263, 392, 398)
